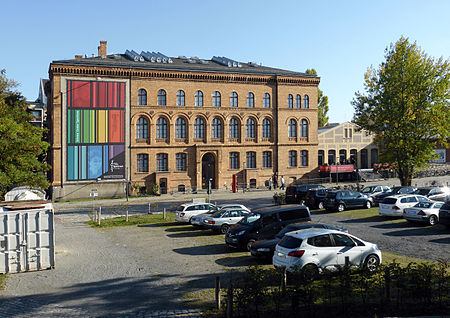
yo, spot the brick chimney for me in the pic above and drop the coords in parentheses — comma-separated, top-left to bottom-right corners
(75, 55, 83, 60)
(98, 41, 107, 57)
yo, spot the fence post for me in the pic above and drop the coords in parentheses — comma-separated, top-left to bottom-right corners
(215, 276, 221, 310)
(385, 267, 390, 303)
(98, 206, 102, 226)
(226, 282, 233, 318)
(148, 203, 151, 214)
(163, 208, 166, 220)
(126, 207, 129, 222)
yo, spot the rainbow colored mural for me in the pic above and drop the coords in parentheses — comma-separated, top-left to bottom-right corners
(67, 80, 125, 181)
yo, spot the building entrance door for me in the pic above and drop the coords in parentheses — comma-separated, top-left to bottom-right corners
(202, 153, 216, 189)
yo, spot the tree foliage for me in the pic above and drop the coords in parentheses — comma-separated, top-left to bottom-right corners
(0, 70, 50, 197)
(306, 68, 329, 127)
(352, 37, 450, 185)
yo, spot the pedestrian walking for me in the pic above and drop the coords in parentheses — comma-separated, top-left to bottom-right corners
(273, 174, 278, 189)
(280, 176, 285, 190)
(268, 178, 272, 190)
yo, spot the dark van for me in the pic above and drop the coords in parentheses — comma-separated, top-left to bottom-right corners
(225, 205, 311, 251)
(285, 184, 326, 204)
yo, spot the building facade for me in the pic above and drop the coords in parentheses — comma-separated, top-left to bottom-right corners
(318, 122, 379, 169)
(48, 41, 320, 200)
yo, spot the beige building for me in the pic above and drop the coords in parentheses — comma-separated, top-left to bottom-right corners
(47, 41, 320, 200)
(318, 122, 379, 169)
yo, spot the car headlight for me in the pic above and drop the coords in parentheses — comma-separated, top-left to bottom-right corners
(237, 230, 246, 236)
(257, 248, 270, 252)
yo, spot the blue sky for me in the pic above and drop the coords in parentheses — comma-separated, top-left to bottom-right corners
(2, 0, 449, 123)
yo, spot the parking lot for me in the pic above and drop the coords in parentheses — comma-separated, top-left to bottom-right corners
(1, 179, 449, 317)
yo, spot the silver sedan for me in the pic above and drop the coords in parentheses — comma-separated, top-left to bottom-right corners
(403, 201, 444, 225)
(205, 208, 251, 234)
(190, 204, 250, 227)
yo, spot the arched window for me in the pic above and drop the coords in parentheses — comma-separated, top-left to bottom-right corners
(339, 149, 347, 164)
(318, 150, 324, 166)
(138, 89, 147, 106)
(175, 117, 186, 139)
(156, 117, 167, 139)
(211, 117, 222, 139)
(288, 119, 297, 137)
(246, 152, 256, 168)
(350, 149, 357, 165)
(157, 89, 166, 106)
(246, 118, 256, 138)
(262, 118, 271, 138)
(328, 150, 336, 165)
(303, 95, 309, 108)
(176, 90, 185, 106)
(289, 151, 297, 167)
(194, 117, 205, 138)
(230, 92, 238, 107)
(213, 91, 221, 107)
(229, 118, 239, 138)
(301, 150, 308, 166)
(136, 117, 148, 139)
(295, 94, 301, 108)
(247, 92, 255, 108)
(300, 119, 308, 137)
(137, 154, 148, 172)
(195, 90, 203, 106)
(287, 94, 293, 108)
(263, 93, 271, 108)
(262, 151, 272, 168)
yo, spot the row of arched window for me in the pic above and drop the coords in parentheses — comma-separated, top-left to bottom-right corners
(136, 150, 309, 173)
(136, 116, 309, 140)
(138, 89, 310, 108)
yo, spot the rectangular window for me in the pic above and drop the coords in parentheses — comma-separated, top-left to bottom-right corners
(246, 152, 256, 169)
(157, 153, 168, 172)
(262, 151, 272, 168)
(137, 154, 148, 172)
(229, 152, 239, 169)
(289, 151, 297, 167)
(176, 153, 187, 171)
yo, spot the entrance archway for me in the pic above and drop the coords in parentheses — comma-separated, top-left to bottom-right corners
(202, 153, 216, 189)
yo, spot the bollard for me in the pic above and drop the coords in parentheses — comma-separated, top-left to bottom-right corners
(126, 207, 129, 222)
(98, 206, 102, 226)
(215, 276, 221, 310)
(226, 282, 233, 318)
(148, 203, 151, 214)
(163, 208, 166, 220)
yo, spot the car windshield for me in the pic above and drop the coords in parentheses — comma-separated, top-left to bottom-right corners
(176, 206, 186, 212)
(362, 186, 375, 193)
(415, 189, 431, 195)
(279, 236, 303, 249)
(240, 213, 261, 224)
(413, 202, 433, 208)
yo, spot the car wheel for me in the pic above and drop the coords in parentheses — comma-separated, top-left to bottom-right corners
(246, 239, 256, 251)
(189, 217, 194, 225)
(337, 204, 345, 212)
(220, 224, 230, 234)
(428, 215, 438, 226)
(302, 264, 319, 282)
(365, 201, 372, 209)
(318, 202, 324, 209)
(364, 254, 380, 272)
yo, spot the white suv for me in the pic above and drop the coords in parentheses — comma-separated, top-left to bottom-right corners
(273, 229, 381, 280)
(378, 194, 430, 217)
(175, 202, 216, 223)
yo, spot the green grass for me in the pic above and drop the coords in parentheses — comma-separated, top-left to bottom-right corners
(86, 212, 176, 228)
(314, 207, 406, 224)
(0, 274, 6, 290)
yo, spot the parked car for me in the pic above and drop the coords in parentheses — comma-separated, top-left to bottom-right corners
(205, 208, 251, 233)
(272, 229, 382, 280)
(250, 222, 348, 259)
(438, 201, 450, 228)
(174, 202, 216, 223)
(414, 186, 450, 202)
(190, 204, 250, 227)
(323, 190, 373, 212)
(378, 194, 430, 217)
(285, 184, 326, 204)
(403, 201, 444, 225)
(373, 186, 417, 206)
(225, 205, 311, 251)
(303, 188, 329, 210)
(361, 185, 391, 199)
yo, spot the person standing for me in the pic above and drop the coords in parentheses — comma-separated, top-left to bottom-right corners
(268, 178, 272, 190)
(273, 173, 278, 189)
(280, 175, 285, 190)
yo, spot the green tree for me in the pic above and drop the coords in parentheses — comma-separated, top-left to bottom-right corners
(352, 37, 450, 186)
(0, 70, 50, 197)
(305, 69, 329, 127)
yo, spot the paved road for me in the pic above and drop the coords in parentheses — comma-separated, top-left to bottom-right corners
(0, 176, 449, 317)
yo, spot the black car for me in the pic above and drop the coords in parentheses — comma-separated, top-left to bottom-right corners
(303, 188, 329, 210)
(373, 186, 417, 206)
(285, 184, 326, 204)
(250, 222, 348, 259)
(323, 190, 373, 212)
(438, 201, 450, 228)
(225, 205, 311, 251)
(414, 186, 450, 202)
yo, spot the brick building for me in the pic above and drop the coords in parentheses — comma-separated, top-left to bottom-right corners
(48, 41, 320, 200)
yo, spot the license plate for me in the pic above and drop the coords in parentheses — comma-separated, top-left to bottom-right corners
(277, 252, 285, 258)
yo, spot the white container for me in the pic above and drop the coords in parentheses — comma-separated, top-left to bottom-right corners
(0, 203, 55, 274)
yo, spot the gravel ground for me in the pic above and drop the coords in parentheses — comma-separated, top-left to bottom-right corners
(0, 175, 449, 317)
